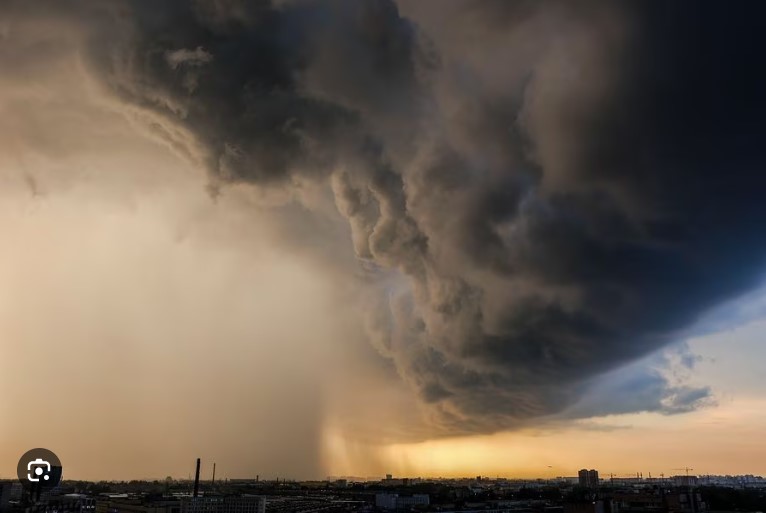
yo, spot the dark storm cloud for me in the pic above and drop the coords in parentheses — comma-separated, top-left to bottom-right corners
(7, 0, 766, 434)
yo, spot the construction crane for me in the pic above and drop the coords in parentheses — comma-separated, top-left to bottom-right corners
(673, 467, 694, 476)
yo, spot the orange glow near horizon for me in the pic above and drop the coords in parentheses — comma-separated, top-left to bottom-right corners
(321, 397, 766, 480)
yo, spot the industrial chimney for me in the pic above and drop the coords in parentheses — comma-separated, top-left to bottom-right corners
(193, 458, 201, 497)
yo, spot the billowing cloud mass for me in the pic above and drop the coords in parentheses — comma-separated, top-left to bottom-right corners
(4, 0, 766, 438)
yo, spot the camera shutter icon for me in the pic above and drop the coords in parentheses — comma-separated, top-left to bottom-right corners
(17, 448, 62, 490)
(27, 458, 51, 482)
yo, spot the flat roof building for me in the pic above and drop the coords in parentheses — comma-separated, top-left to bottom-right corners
(578, 469, 599, 488)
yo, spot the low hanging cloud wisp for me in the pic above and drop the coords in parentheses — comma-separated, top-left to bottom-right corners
(7, 0, 766, 436)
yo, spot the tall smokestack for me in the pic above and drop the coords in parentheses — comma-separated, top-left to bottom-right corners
(193, 458, 201, 497)
(212, 463, 216, 486)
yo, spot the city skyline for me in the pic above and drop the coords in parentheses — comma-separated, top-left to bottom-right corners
(5, 467, 764, 513)
(3, 465, 766, 484)
(2, 0, 766, 482)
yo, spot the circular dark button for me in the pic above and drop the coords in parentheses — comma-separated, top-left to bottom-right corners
(17, 448, 63, 491)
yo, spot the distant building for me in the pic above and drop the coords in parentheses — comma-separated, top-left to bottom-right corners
(672, 475, 699, 487)
(375, 493, 429, 511)
(666, 491, 705, 513)
(579, 469, 600, 488)
(180, 496, 265, 513)
(612, 490, 705, 513)
(96, 497, 180, 513)
(46, 493, 97, 513)
(381, 475, 409, 486)
(612, 492, 664, 513)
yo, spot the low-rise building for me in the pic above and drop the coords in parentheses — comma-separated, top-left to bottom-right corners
(180, 496, 265, 513)
(375, 493, 429, 511)
(96, 496, 181, 513)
